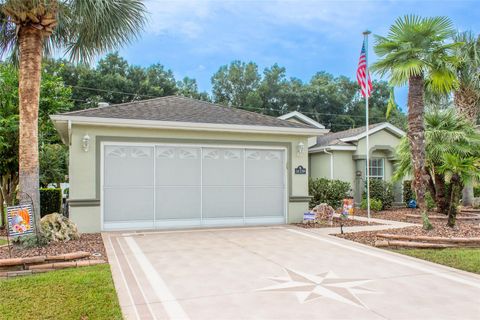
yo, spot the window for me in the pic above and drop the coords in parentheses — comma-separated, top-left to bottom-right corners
(367, 158, 384, 180)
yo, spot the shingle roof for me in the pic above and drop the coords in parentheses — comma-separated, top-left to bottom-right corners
(59, 95, 314, 129)
(312, 123, 386, 148)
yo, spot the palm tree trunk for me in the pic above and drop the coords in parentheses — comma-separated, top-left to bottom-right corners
(434, 173, 448, 214)
(407, 75, 429, 220)
(447, 175, 462, 228)
(18, 27, 44, 233)
(454, 86, 479, 207)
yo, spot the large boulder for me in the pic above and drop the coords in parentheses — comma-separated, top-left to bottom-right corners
(40, 213, 80, 242)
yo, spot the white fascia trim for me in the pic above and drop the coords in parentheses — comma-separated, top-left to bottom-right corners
(278, 111, 326, 129)
(309, 145, 357, 153)
(50, 115, 323, 136)
(340, 123, 406, 142)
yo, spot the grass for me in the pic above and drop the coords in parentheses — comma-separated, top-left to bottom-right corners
(394, 248, 480, 274)
(0, 264, 122, 320)
(0, 239, 7, 246)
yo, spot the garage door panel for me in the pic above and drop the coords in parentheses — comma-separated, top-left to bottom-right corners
(155, 147, 201, 186)
(202, 148, 244, 186)
(202, 186, 244, 218)
(104, 146, 154, 187)
(245, 187, 284, 217)
(104, 187, 154, 222)
(246, 150, 284, 186)
(155, 187, 201, 220)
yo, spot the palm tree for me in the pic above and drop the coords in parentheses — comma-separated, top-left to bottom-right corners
(394, 108, 480, 215)
(371, 15, 457, 229)
(452, 31, 480, 206)
(439, 153, 480, 227)
(0, 1, 146, 230)
(453, 31, 480, 123)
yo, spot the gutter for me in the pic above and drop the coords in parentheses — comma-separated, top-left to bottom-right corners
(323, 149, 334, 179)
(50, 115, 324, 136)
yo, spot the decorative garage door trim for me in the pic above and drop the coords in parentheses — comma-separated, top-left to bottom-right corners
(101, 142, 287, 231)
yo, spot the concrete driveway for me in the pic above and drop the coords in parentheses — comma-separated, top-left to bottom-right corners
(103, 226, 480, 320)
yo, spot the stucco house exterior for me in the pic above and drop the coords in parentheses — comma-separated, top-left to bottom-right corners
(279, 112, 406, 206)
(51, 96, 325, 232)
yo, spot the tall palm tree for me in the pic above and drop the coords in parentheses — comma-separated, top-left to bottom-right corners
(452, 31, 480, 206)
(0, 1, 146, 230)
(371, 15, 457, 229)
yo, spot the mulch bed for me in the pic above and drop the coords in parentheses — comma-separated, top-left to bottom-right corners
(0, 233, 107, 261)
(294, 217, 381, 229)
(353, 208, 480, 223)
(336, 221, 480, 247)
(0, 228, 7, 237)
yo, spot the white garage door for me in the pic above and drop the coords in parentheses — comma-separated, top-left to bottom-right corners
(102, 144, 286, 230)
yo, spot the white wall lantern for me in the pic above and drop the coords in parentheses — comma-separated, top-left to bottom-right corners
(297, 142, 305, 156)
(82, 134, 90, 152)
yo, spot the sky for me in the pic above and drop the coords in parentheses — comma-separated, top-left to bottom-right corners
(118, 0, 480, 111)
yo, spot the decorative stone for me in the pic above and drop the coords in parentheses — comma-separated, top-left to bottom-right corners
(312, 203, 335, 225)
(40, 213, 80, 242)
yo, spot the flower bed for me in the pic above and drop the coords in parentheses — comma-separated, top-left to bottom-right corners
(294, 217, 381, 229)
(0, 233, 107, 261)
(336, 221, 480, 247)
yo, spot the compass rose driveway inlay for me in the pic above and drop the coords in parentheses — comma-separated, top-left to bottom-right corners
(104, 226, 480, 320)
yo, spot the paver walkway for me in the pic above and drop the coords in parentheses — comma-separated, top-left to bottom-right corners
(103, 221, 480, 320)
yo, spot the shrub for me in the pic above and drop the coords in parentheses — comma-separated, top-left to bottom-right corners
(474, 185, 480, 198)
(403, 180, 415, 204)
(40, 188, 62, 217)
(12, 234, 49, 248)
(309, 178, 351, 209)
(364, 179, 394, 209)
(361, 198, 383, 211)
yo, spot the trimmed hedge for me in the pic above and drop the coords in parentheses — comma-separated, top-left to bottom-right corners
(364, 179, 394, 210)
(40, 188, 62, 217)
(309, 178, 351, 209)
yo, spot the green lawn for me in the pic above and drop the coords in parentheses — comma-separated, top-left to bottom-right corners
(0, 239, 7, 246)
(394, 248, 480, 274)
(0, 264, 122, 320)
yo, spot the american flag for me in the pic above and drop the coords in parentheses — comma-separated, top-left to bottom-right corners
(356, 41, 372, 98)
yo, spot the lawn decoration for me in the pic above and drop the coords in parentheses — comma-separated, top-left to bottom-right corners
(312, 203, 335, 225)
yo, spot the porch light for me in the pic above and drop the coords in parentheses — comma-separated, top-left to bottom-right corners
(82, 134, 90, 152)
(297, 142, 305, 155)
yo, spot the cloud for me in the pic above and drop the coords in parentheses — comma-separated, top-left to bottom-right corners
(144, 0, 213, 39)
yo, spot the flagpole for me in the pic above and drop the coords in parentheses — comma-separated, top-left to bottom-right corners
(363, 30, 371, 223)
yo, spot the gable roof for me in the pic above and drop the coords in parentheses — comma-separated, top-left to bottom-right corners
(309, 122, 405, 152)
(277, 111, 326, 129)
(51, 96, 323, 143)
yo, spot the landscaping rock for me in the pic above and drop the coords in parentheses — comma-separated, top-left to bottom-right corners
(40, 213, 80, 242)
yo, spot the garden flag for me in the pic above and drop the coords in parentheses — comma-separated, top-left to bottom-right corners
(356, 41, 373, 97)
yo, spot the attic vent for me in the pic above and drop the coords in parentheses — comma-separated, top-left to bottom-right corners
(98, 102, 109, 108)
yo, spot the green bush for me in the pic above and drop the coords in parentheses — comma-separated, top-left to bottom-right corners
(309, 178, 351, 209)
(40, 188, 62, 217)
(403, 180, 415, 204)
(474, 186, 480, 198)
(364, 179, 394, 209)
(361, 198, 383, 211)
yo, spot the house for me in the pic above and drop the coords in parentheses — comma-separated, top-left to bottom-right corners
(51, 96, 324, 232)
(279, 113, 406, 206)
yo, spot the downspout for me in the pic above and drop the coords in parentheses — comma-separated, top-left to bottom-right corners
(323, 149, 334, 179)
(67, 120, 72, 146)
